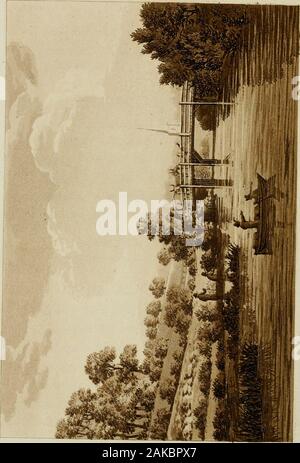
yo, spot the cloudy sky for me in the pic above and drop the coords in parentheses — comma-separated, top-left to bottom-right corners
(1, 1, 180, 437)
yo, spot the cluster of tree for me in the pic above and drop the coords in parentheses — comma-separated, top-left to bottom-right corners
(200, 248, 219, 275)
(143, 337, 169, 382)
(198, 359, 212, 398)
(156, 348, 187, 414)
(194, 398, 208, 439)
(56, 345, 156, 439)
(144, 278, 165, 341)
(149, 277, 166, 298)
(197, 339, 212, 359)
(159, 378, 177, 406)
(131, 3, 249, 99)
(138, 209, 200, 275)
(225, 243, 240, 285)
(170, 349, 185, 379)
(201, 227, 222, 253)
(158, 347, 192, 413)
(199, 226, 223, 280)
(213, 371, 226, 399)
(223, 243, 241, 359)
(215, 340, 225, 371)
(157, 239, 189, 265)
(195, 302, 222, 359)
(196, 303, 217, 323)
(144, 311, 159, 340)
(164, 286, 193, 344)
(146, 300, 162, 318)
(158, 243, 197, 276)
(148, 407, 172, 440)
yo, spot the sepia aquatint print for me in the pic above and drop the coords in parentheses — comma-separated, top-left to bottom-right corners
(0, 1, 299, 442)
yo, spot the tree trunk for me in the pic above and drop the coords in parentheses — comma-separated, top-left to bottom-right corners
(194, 292, 221, 301)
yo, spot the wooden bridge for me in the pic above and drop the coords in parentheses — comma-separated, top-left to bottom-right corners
(178, 81, 233, 201)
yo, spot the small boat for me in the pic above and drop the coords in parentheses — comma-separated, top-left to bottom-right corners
(254, 174, 276, 255)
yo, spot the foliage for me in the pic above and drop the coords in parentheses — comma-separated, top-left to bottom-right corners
(213, 372, 226, 399)
(200, 249, 219, 274)
(216, 342, 225, 371)
(154, 337, 169, 359)
(144, 314, 159, 328)
(213, 405, 230, 441)
(131, 3, 249, 98)
(197, 339, 212, 359)
(146, 300, 162, 317)
(201, 227, 222, 251)
(196, 304, 218, 323)
(56, 372, 152, 440)
(238, 343, 263, 441)
(157, 247, 172, 266)
(84, 345, 139, 385)
(159, 378, 177, 405)
(149, 277, 166, 298)
(146, 326, 158, 340)
(166, 286, 193, 315)
(198, 360, 212, 397)
(148, 408, 171, 440)
(194, 399, 208, 439)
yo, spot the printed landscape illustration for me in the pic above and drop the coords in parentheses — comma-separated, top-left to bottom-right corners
(1, 2, 298, 442)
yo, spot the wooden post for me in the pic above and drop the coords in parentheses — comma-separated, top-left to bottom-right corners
(180, 101, 234, 106)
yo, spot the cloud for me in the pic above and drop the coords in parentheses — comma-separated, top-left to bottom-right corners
(3, 43, 54, 348)
(1, 330, 52, 419)
(1, 43, 54, 422)
(6, 42, 38, 114)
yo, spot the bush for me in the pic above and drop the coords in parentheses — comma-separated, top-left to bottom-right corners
(213, 375, 225, 399)
(170, 361, 182, 379)
(188, 262, 197, 276)
(216, 346, 225, 371)
(159, 379, 177, 406)
(198, 361, 212, 397)
(196, 304, 218, 323)
(198, 340, 212, 358)
(238, 343, 263, 441)
(146, 326, 157, 340)
(188, 277, 196, 292)
(213, 406, 229, 441)
(200, 249, 219, 273)
(194, 399, 208, 439)
(146, 300, 162, 317)
(154, 338, 169, 359)
(148, 408, 171, 440)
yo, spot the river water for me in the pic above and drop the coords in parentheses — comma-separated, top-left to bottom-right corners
(212, 5, 298, 441)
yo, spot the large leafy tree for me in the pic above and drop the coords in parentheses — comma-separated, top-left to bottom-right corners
(57, 351, 155, 440)
(131, 3, 249, 96)
(84, 345, 141, 385)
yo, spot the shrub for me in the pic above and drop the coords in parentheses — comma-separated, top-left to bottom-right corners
(198, 361, 212, 397)
(197, 340, 212, 358)
(194, 399, 208, 439)
(159, 379, 177, 406)
(238, 342, 263, 441)
(213, 406, 229, 441)
(213, 374, 225, 399)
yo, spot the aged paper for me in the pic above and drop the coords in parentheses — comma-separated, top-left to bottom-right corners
(0, 0, 299, 442)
